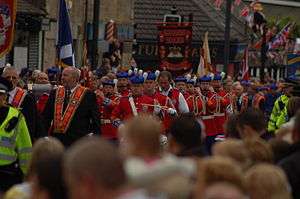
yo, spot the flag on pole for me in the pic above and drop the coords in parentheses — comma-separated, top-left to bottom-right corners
(241, 47, 249, 80)
(203, 31, 213, 74)
(197, 48, 205, 77)
(57, 0, 75, 67)
(268, 23, 293, 51)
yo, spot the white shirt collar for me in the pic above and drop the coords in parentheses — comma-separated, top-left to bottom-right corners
(8, 87, 18, 104)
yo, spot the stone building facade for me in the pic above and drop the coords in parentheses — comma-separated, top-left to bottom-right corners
(1, 0, 134, 71)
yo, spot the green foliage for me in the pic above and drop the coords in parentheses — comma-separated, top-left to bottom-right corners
(267, 16, 300, 38)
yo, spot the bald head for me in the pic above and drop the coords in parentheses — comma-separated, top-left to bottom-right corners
(2, 67, 19, 88)
(61, 67, 80, 89)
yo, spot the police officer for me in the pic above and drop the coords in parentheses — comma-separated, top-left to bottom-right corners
(0, 77, 32, 192)
(268, 83, 293, 133)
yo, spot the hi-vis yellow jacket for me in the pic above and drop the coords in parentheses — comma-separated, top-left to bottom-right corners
(0, 106, 32, 174)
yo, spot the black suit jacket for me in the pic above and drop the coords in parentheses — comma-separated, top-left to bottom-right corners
(19, 92, 47, 141)
(42, 88, 101, 146)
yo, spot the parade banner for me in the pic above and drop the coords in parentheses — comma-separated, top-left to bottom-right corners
(0, 0, 16, 58)
(287, 53, 300, 79)
(157, 23, 193, 73)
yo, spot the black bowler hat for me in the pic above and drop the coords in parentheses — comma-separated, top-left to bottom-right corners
(0, 76, 13, 94)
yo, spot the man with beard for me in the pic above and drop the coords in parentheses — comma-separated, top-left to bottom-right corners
(43, 67, 101, 146)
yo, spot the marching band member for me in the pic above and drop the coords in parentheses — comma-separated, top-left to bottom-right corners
(96, 80, 119, 142)
(116, 71, 130, 97)
(111, 75, 161, 128)
(174, 76, 189, 99)
(157, 71, 189, 114)
(185, 79, 204, 116)
(212, 74, 231, 134)
(143, 72, 177, 133)
(197, 75, 217, 153)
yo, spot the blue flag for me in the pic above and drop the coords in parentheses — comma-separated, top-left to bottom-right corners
(57, 0, 75, 67)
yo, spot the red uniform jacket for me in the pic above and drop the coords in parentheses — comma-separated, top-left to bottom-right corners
(97, 95, 119, 139)
(186, 94, 204, 116)
(201, 91, 217, 136)
(111, 95, 155, 123)
(214, 90, 231, 133)
(146, 92, 175, 133)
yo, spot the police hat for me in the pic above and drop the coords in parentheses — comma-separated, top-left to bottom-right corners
(0, 76, 13, 94)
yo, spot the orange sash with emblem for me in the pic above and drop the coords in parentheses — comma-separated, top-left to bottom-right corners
(53, 86, 87, 133)
(11, 87, 26, 108)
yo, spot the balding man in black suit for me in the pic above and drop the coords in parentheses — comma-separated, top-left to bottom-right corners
(43, 67, 101, 146)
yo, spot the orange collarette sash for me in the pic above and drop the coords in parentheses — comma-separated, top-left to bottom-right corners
(11, 87, 26, 108)
(53, 86, 87, 133)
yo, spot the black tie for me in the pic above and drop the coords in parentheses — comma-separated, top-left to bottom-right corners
(63, 89, 71, 111)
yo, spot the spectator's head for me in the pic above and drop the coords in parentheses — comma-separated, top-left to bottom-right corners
(168, 113, 203, 157)
(120, 115, 162, 158)
(35, 72, 50, 84)
(243, 138, 273, 165)
(237, 108, 267, 138)
(292, 110, 300, 143)
(195, 157, 245, 199)
(202, 182, 247, 199)
(1, 66, 19, 89)
(61, 67, 80, 89)
(64, 137, 127, 199)
(30, 137, 66, 199)
(212, 139, 251, 170)
(224, 114, 240, 139)
(287, 97, 300, 119)
(158, 71, 172, 91)
(245, 164, 292, 199)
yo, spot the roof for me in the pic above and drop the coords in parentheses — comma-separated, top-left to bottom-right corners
(17, 0, 47, 15)
(134, 0, 247, 42)
(244, 0, 300, 8)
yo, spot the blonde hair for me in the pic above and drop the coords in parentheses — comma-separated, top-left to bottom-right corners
(243, 138, 273, 165)
(212, 139, 251, 170)
(27, 137, 65, 178)
(123, 114, 162, 156)
(245, 164, 292, 199)
(196, 157, 245, 195)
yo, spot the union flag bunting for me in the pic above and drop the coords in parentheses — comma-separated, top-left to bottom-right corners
(0, 0, 16, 58)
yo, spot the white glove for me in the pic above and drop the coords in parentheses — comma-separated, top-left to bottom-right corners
(167, 108, 177, 116)
(154, 105, 161, 115)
